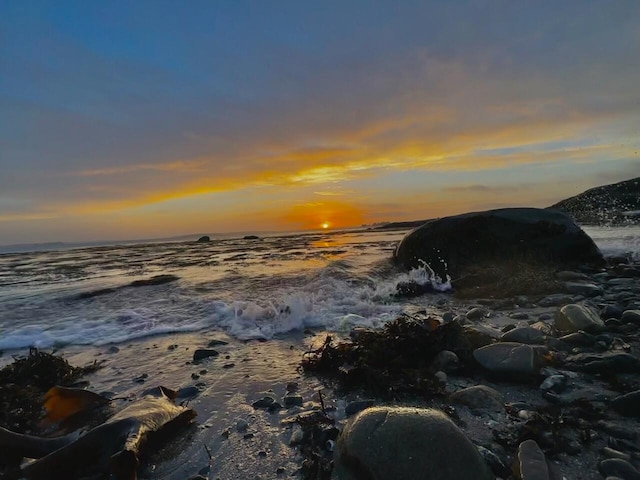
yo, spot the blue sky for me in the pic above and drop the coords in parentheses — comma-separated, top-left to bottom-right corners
(1, 1, 639, 243)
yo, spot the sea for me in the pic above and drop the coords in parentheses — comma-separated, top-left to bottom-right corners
(1, 225, 639, 352)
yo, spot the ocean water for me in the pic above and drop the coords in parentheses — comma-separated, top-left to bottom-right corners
(0, 226, 638, 351)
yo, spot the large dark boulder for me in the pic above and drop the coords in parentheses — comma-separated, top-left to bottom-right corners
(394, 208, 604, 282)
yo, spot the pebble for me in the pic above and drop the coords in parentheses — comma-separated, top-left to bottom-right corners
(539, 375, 567, 393)
(500, 326, 545, 344)
(450, 385, 504, 412)
(473, 343, 544, 375)
(554, 304, 605, 333)
(517, 439, 550, 480)
(283, 395, 303, 408)
(466, 307, 490, 320)
(236, 418, 249, 432)
(564, 282, 604, 297)
(622, 310, 640, 324)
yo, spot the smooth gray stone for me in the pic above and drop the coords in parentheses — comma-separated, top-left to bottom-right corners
(564, 282, 604, 297)
(622, 310, 640, 324)
(598, 458, 640, 480)
(518, 439, 550, 480)
(334, 407, 493, 480)
(466, 307, 490, 320)
(500, 326, 546, 344)
(450, 385, 504, 412)
(611, 390, 640, 417)
(555, 304, 605, 333)
(473, 342, 544, 375)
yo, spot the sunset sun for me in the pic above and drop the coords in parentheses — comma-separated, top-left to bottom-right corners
(321, 222, 330, 229)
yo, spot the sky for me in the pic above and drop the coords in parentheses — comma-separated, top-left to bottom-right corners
(1, 1, 639, 245)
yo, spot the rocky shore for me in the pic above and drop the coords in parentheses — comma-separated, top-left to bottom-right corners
(1, 208, 639, 480)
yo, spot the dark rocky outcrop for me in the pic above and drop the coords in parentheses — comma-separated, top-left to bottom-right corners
(394, 208, 604, 289)
(196, 236, 210, 243)
(549, 177, 640, 225)
(243, 235, 260, 240)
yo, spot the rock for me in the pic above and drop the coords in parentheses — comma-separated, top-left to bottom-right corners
(449, 385, 504, 412)
(394, 281, 436, 298)
(598, 458, 640, 480)
(611, 390, 640, 417)
(602, 305, 625, 320)
(564, 282, 604, 297)
(473, 343, 545, 375)
(252, 397, 275, 409)
(517, 439, 550, 480)
(463, 324, 502, 349)
(107, 346, 120, 354)
(193, 349, 219, 362)
(393, 208, 604, 281)
(466, 307, 490, 320)
(243, 235, 260, 240)
(207, 339, 229, 347)
(283, 395, 303, 408)
(622, 310, 640, 324)
(430, 350, 459, 373)
(554, 304, 605, 333)
(334, 407, 493, 480)
(538, 294, 574, 307)
(236, 418, 249, 432)
(500, 326, 546, 344)
(197, 236, 210, 243)
(558, 331, 596, 346)
(602, 447, 632, 462)
(556, 271, 590, 281)
(565, 352, 640, 374)
(540, 375, 567, 393)
(510, 312, 530, 320)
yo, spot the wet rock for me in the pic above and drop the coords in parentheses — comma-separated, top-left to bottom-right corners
(252, 397, 275, 409)
(466, 307, 490, 320)
(176, 386, 200, 399)
(558, 331, 596, 346)
(197, 236, 210, 243)
(463, 324, 502, 349)
(529, 321, 554, 335)
(517, 439, 550, 480)
(565, 352, 640, 374)
(449, 385, 504, 412)
(106, 346, 120, 354)
(564, 282, 603, 297)
(283, 394, 303, 408)
(430, 350, 459, 373)
(622, 310, 640, 324)
(236, 418, 249, 432)
(598, 458, 640, 480)
(510, 312, 530, 320)
(611, 390, 640, 417)
(193, 349, 219, 362)
(207, 339, 228, 347)
(473, 343, 545, 375)
(602, 305, 625, 320)
(334, 407, 493, 480)
(500, 326, 546, 344)
(538, 294, 574, 307)
(554, 304, 605, 333)
(540, 375, 567, 393)
(556, 271, 590, 281)
(602, 447, 632, 461)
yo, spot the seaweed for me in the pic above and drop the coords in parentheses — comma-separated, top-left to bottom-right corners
(301, 315, 471, 399)
(0, 348, 101, 434)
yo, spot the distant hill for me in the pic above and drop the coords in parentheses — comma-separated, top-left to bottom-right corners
(549, 177, 640, 225)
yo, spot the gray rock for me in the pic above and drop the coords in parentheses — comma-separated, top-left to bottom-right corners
(283, 395, 303, 408)
(622, 310, 640, 324)
(517, 440, 550, 480)
(473, 342, 545, 375)
(602, 305, 625, 320)
(430, 350, 459, 373)
(554, 304, 605, 333)
(540, 375, 567, 393)
(236, 418, 249, 432)
(556, 271, 590, 281)
(334, 407, 493, 480)
(510, 312, 530, 320)
(538, 294, 574, 307)
(197, 235, 210, 243)
(466, 307, 490, 320)
(449, 385, 504, 412)
(558, 331, 596, 346)
(565, 352, 640, 374)
(611, 390, 640, 417)
(564, 282, 604, 297)
(345, 400, 376, 417)
(500, 326, 545, 344)
(598, 458, 640, 480)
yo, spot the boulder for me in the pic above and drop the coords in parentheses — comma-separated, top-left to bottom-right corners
(622, 310, 640, 324)
(394, 208, 604, 281)
(500, 326, 546, 345)
(517, 440, 551, 480)
(334, 407, 493, 480)
(196, 236, 210, 243)
(554, 304, 605, 333)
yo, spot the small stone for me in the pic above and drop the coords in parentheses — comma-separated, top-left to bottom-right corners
(107, 346, 120, 354)
(517, 439, 550, 480)
(500, 326, 545, 344)
(286, 382, 299, 393)
(283, 395, 303, 408)
(473, 343, 545, 375)
(222, 363, 235, 369)
(243, 432, 254, 439)
(598, 458, 640, 480)
(564, 282, 604, 297)
(538, 294, 573, 307)
(466, 307, 490, 320)
(622, 310, 640, 324)
(276, 467, 285, 475)
(554, 304, 605, 333)
(252, 397, 275, 409)
(450, 385, 504, 412)
(540, 375, 567, 393)
(602, 447, 631, 461)
(193, 349, 219, 362)
(434, 371, 447, 383)
(258, 451, 267, 457)
(236, 418, 249, 432)
(208, 339, 229, 347)
(430, 350, 459, 373)
(289, 425, 304, 445)
(602, 305, 624, 320)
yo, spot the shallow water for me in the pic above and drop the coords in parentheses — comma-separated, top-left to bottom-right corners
(0, 225, 638, 351)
